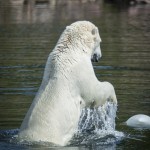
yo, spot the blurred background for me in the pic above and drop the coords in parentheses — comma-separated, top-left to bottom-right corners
(0, 0, 150, 149)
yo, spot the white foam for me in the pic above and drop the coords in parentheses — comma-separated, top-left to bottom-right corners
(77, 101, 124, 143)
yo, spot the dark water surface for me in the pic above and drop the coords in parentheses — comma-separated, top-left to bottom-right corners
(0, 1, 150, 149)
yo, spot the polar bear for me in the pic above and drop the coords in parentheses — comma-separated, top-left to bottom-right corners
(18, 21, 117, 146)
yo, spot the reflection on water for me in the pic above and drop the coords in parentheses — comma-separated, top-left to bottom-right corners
(0, 0, 150, 149)
(0, 0, 102, 24)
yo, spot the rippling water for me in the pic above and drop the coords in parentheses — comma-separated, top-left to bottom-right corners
(0, 1, 150, 149)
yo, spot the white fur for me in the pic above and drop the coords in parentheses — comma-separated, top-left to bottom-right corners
(18, 21, 117, 146)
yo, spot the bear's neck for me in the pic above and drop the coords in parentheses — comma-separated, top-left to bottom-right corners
(50, 44, 83, 72)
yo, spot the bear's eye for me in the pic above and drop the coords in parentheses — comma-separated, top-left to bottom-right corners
(91, 29, 96, 35)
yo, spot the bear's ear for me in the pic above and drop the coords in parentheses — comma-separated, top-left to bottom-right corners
(66, 26, 70, 29)
(91, 28, 96, 35)
(66, 26, 73, 30)
(92, 28, 97, 42)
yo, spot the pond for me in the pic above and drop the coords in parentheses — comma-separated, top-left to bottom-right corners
(0, 0, 150, 149)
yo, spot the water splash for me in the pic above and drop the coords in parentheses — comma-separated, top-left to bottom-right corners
(78, 101, 117, 133)
(71, 101, 124, 146)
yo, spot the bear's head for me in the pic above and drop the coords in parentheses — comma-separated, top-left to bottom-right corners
(63, 21, 102, 62)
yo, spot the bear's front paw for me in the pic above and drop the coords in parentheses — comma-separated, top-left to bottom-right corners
(102, 81, 118, 105)
(107, 96, 117, 105)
